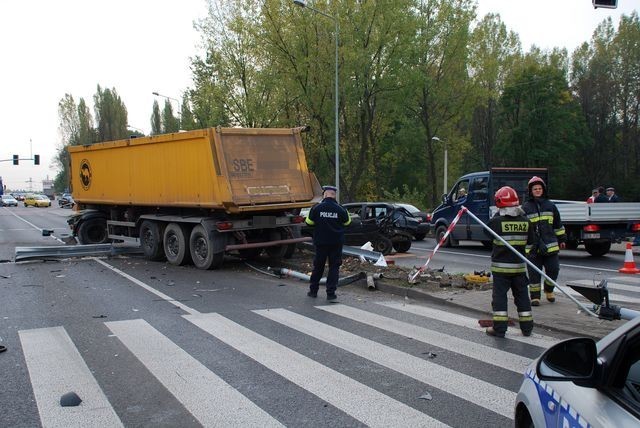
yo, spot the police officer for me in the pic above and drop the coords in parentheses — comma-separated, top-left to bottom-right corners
(304, 186, 351, 300)
(485, 186, 535, 337)
(522, 176, 566, 306)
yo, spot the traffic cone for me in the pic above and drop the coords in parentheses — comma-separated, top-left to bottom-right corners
(619, 243, 640, 274)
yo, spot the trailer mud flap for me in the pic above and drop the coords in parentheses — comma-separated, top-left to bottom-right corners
(201, 220, 228, 254)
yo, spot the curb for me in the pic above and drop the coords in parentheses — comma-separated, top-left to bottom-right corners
(370, 280, 614, 340)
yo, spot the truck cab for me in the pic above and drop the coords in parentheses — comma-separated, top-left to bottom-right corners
(430, 168, 547, 246)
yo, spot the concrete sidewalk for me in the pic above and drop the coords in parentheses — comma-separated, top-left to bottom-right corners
(374, 280, 631, 340)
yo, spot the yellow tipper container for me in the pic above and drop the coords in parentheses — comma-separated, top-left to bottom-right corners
(68, 127, 317, 213)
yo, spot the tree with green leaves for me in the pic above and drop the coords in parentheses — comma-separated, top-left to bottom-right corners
(150, 100, 162, 135)
(497, 54, 589, 198)
(94, 85, 128, 142)
(54, 95, 96, 192)
(161, 100, 181, 133)
(404, 0, 476, 207)
(466, 13, 521, 170)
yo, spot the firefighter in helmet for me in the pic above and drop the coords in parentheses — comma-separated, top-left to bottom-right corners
(485, 186, 535, 337)
(522, 176, 566, 306)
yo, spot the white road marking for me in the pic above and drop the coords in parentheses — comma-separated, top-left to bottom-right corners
(3, 208, 65, 243)
(19, 326, 123, 428)
(106, 319, 282, 427)
(185, 312, 450, 427)
(254, 308, 515, 419)
(315, 303, 532, 374)
(92, 258, 200, 315)
(377, 301, 560, 348)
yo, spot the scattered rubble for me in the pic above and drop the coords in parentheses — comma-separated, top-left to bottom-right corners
(276, 247, 492, 293)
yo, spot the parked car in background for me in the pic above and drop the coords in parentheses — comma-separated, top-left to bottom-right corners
(1, 194, 19, 207)
(11, 192, 26, 201)
(515, 315, 640, 427)
(24, 194, 51, 208)
(58, 193, 75, 208)
(393, 203, 431, 240)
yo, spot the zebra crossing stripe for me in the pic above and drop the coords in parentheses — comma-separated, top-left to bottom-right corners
(184, 312, 449, 428)
(315, 304, 532, 374)
(19, 326, 123, 428)
(105, 319, 283, 427)
(254, 308, 515, 419)
(377, 302, 559, 348)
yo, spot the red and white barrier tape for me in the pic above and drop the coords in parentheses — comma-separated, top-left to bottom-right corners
(409, 207, 467, 282)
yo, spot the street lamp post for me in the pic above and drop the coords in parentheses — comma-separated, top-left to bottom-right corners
(293, 0, 340, 201)
(152, 91, 182, 119)
(432, 136, 448, 195)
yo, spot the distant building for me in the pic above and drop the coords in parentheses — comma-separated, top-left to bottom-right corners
(42, 178, 55, 200)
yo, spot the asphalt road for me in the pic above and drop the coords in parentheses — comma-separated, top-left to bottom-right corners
(0, 204, 629, 427)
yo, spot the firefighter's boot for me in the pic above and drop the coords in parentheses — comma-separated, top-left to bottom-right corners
(530, 298, 540, 307)
(545, 292, 556, 303)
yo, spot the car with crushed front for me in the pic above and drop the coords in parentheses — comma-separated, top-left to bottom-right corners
(341, 202, 419, 255)
(1, 194, 19, 207)
(393, 203, 431, 240)
(24, 194, 52, 208)
(515, 315, 640, 427)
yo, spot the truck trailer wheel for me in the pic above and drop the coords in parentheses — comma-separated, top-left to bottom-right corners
(77, 218, 109, 244)
(189, 225, 224, 269)
(163, 223, 191, 265)
(584, 240, 611, 257)
(140, 220, 165, 261)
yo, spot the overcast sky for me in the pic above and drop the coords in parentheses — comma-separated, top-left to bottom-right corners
(0, 0, 636, 191)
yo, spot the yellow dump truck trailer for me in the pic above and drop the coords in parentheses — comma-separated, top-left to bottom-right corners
(67, 127, 322, 269)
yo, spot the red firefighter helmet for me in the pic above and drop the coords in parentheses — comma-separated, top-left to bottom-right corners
(528, 176, 546, 190)
(494, 186, 520, 208)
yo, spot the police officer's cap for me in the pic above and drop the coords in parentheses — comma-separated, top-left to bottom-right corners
(322, 185, 337, 192)
(606, 187, 615, 191)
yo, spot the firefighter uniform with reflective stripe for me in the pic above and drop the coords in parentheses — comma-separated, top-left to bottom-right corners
(487, 213, 535, 336)
(305, 194, 351, 298)
(522, 197, 566, 300)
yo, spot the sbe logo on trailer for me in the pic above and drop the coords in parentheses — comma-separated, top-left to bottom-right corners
(79, 159, 92, 190)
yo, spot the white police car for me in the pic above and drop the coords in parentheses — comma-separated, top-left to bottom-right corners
(515, 315, 640, 427)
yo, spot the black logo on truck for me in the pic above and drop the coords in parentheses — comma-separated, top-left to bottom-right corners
(80, 159, 92, 190)
(230, 158, 255, 178)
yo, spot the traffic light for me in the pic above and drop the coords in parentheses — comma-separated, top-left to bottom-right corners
(34, 154, 40, 165)
(12, 154, 18, 165)
(593, 0, 617, 9)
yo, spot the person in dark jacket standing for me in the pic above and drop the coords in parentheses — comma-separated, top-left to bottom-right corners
(606, 187, 620, 202)
(485, 186, 535, 338)
(594, 186, 609, 203)
(522, 176, 566, 306)
(304, 186, 351, 300)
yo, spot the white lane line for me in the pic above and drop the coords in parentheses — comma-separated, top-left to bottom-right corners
(92, 258, 200, 315)
(410, 245, 618, 272)
(315, 304, 531, 374)
(377, 302, 560, 348)
(564, 287, 640, 304)
(185, 312, 449, 428)
(19, 326, 123, 428)
(559, 263, 617, 273)
(3, 208, 65, 243)
(609, 276, 640, 285)
(254, 308, 515, 420)
(106, 319, 282, 427)
(570, 279, 640, 293)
